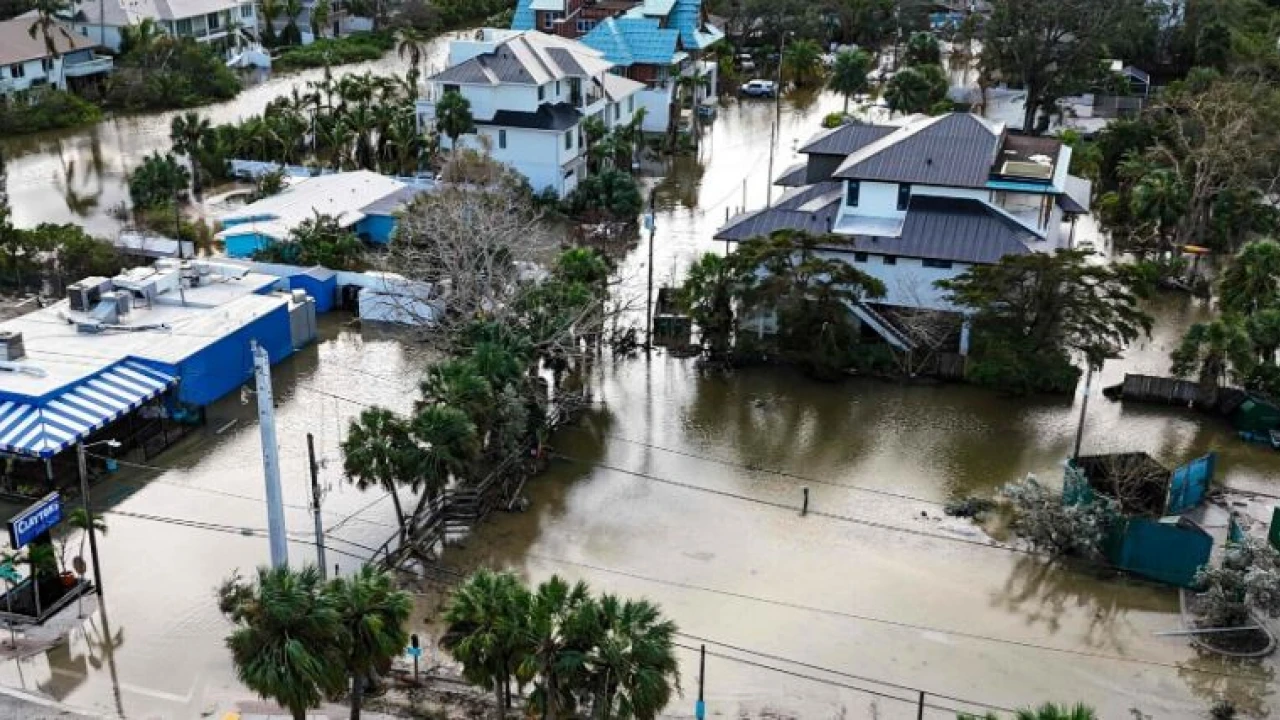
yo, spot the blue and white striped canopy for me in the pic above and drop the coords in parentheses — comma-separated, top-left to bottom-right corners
(0, 360, 177, 458)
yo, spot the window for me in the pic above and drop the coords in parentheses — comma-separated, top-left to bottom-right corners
(565, 129, 573, 150)
(853, 252, 868, 263)
(9, 63, 24, 79)
(627, 96, 634, 113)
(538, 85, 546, 101)
(556, 80, 561, 95)
(176, 18, 192, 35)
(240, 3, 253, 17)
(443, 84, 459, 94)
(922, 259, 953, 269)
(79, 26, 88, 36)
(498, 129, 507, 150)
(613, 103, 620, 120)
(207, 12, 221, 30)
(576, 19, 596, 32)
(845, 180, 860, 207)
(883, 255, 897, 265)
(543, 12, 553, 29)
(897, 183, 912, 211)
(41, 58, 54, 72)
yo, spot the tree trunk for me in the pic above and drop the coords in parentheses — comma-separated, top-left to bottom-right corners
(1197, 358, 1222, 408)
(494, 678, 506, 719)
(190, 158, 203, 200)
(350, 672, 364, 720)
(843, 93, 849, 114)
(388, 488, 406, 544)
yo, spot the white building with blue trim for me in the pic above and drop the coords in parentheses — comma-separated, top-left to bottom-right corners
(0, 260, 317, 483)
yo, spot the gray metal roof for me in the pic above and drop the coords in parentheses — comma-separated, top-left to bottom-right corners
(431, 31, 613, 86)
(775, 161, 809, 187)
(477, 102, 583, 131)
(833, 114, 1002, 188)
(361, 186, 428, 217)
(715, 192, 1038, 265)
(798, 122, 897, 156)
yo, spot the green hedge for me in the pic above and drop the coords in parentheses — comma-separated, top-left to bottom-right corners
(273, 32, 396, 71)
(0, 90, 102, 135)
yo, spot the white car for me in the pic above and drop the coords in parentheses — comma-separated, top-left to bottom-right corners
(740, 79, 776, 98)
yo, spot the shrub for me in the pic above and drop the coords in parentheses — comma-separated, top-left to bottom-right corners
(821, 111, 849, 129)
(105, 37, 240, 110)
(561, 169, 643, 222)
(1194, 538, 1280, 628)
(0, 90, 101, 135)
(274, 32, 395, 71)
(128, 153, 190, 210)
(1001, 476, 1120, 560)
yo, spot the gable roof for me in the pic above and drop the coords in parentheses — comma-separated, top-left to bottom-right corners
(71, 0, 237, 25)
(833, 113, 1004, 188)
(432, 31, 612, 86)
(0, 18, 96, 65)
(715, 191, 1040, 265)
(601, 72, 645, 101)
(670, 0, 723, 50)
(581, 16, 680, 67)
(798, 122, 898, 156)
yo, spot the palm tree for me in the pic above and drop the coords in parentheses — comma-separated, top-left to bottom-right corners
(586, 595, 680, 720)
(441, 569, 531, 717)
(1171, 317, 1256, 407)
(58, 507, 106, 574)
(405, 404, 479, 526)
(435, 90, 474, 155)
(281, 0, 305, 46)
(1014, 703, 1098, 720)
(828, 49, 872, 114)
(259, 0, 282, 47)
(680, 252, 745, 360)
(397, 27, 428, 76)
(1221, 239, 1280, 317)
(119, 17, 161, 56)
(782, 38, 823, 87)
(218, 566, 346, 720)
(517, 576, 597, 720)
(326, 565, 412, 720)
(28, 0, 73, 58)
(883, 64, 948, 116)
(170, 112, 212, 200)
(420, 359, 493, 435)
(1129, 168, 1186, 255)
(311, 0, 332, 40)
(342, 407, 421, 544)
(581, 116, 608, 174)
(903, 31, 941, 66)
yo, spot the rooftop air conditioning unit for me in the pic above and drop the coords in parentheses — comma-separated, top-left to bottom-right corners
(67, 281, 101, 312)
(0, 332, 25, 361)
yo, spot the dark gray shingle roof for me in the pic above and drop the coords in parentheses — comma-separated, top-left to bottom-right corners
(476, 102, 583, 131)
(833, 114, 1001, 188)
(798, 122, 897, 156)
(715, 192, 1038, 265)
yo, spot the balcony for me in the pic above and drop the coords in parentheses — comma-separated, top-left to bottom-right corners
(63, 56, 114, 78)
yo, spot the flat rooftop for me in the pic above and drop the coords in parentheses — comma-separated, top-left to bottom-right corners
(0, 265, 286, 400)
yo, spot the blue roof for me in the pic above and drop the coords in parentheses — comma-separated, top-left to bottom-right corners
(512, 0, 535, 31)
(671, 0, 723, 51)
(0, 360, 176, 458)
(581, 16, 679, 66)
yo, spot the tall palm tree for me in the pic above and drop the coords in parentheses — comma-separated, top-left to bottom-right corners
(441, 569, 531, 717)
(396, 27, 427, 76)
(435, 90, 474, 155)
(342, 407, 419, 544)
(119, 17, 161, 56)
(586, 595, 680, 720)
(405, 404, 479, 526)
(827, 49, 872, 114)
(782, 38, 823, 87)
(517, 576, 597, 720)
(1221, 239, 1280, 317)
(326, 565, 412, 720)
(281, 0, 305, 46)
(218, 565, 346, 720)
(170, 112, 212, 200)
(1171, 317, 1256, 407)
(311, 0, 332, 40)
(28, 0, 74, 57)
(421, 359, 493, 432)
(259, 0, 281, 46)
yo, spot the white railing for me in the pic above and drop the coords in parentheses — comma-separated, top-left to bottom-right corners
(63, 56, 114, 77)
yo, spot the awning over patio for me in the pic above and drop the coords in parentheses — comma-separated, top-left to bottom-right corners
(0, 360, 177, 458)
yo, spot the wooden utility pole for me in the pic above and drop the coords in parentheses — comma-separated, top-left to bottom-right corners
(307, 433, 327, 578)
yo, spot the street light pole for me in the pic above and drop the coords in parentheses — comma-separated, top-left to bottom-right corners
(1072, 364, 1096, 460)
(75, 442, 105, 598)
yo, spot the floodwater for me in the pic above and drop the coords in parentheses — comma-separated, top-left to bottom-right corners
(0, 47, 1279, 719)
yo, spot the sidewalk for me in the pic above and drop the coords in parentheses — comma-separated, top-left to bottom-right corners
(0, 683, 104, 719)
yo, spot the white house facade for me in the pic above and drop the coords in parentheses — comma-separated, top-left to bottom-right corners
(65, 0, 258, 53)
(416, 29, 645, 197)
(0, 18, 112, 97)
(716, 113, 1092, 352)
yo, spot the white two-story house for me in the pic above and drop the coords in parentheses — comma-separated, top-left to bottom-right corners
(0, 18, 112, 97)
(65, 0, 259, 55)
(716, 113, 1091, 353)
(416, 29, 645, 197)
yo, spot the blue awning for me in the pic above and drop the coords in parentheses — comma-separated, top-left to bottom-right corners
(0, 360, 177, 458)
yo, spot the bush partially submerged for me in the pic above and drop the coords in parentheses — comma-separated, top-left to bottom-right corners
(1001, 476, 1120, 559)
(1194, 537, 1280, 628)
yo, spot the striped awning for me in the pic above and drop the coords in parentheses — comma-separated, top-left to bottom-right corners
(0, 360, 177, 458)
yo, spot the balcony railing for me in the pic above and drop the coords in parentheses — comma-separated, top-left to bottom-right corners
(63, 56, 114, 78)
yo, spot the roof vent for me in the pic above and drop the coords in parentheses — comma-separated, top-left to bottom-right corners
(0, 332, 24, 361)
(926, 157, 933, 165)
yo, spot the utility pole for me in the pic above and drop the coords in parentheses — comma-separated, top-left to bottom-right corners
(644, 190, 656, 353)
(307, 433, 327, 578)
(695, 644, 706, 720)
(252, 340, 288, 568)
(76, 442, 105, 597)
(1072, 364, 1096, 461)
(765, 120, 776, 205)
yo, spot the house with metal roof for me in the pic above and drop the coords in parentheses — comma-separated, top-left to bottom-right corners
(416, 29, 645, 197)
(216, 171, 418, 258)
(0, 18, 112, 97)
(511, 0, 722, 132)
(716, 114, 1092, 351)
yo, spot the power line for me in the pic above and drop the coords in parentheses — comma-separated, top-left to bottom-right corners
(101, 508, 374, 563)
(522, 552, 1269, 681)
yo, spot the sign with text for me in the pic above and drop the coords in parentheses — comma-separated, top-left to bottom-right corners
(8, 493, 62, 549)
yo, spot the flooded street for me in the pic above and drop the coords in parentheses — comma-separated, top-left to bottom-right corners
(0, 45, 1279, 717)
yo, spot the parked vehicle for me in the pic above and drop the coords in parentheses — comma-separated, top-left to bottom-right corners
(740, 79, 776, 98)
(735, 53, 755, 72)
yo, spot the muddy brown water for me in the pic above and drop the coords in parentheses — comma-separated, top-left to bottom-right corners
(0, 45, 1278, 718)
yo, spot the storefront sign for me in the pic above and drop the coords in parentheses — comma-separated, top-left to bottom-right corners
(8, 493, 61, 549)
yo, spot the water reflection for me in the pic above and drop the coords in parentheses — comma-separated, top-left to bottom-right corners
(1178, 654, 1274, 718)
